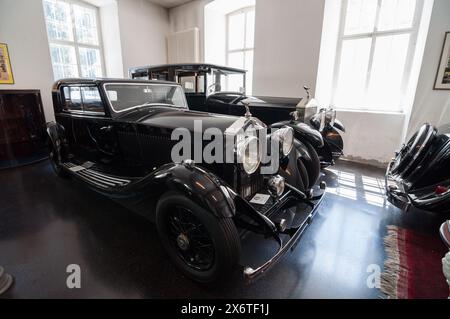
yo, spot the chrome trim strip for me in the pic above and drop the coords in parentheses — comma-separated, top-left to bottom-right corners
(77, 170, 116, 187)
(81, 170, 126, 186)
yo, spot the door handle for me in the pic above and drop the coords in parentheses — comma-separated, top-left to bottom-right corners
(100, 125, 113, 133)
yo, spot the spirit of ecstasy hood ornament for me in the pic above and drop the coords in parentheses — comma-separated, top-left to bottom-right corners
(243, 101, 252, 119)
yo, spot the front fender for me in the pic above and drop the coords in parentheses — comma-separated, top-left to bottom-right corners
(146, 163, 236, 219)
(333, 119, 345, 132)
(272, 121, 324, 148)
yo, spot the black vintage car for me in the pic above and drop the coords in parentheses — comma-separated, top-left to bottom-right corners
(386, 123, 450, 213)
(46, 78, 326, 283)
(129, 63, 345, 167)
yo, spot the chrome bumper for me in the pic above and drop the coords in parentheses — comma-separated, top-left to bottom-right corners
(385, 160, 411, 211)
(243, 184, 325, 283)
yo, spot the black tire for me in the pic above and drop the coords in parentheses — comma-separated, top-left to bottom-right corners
(156, 192, 241, 283)
(48, 139, 68, 178)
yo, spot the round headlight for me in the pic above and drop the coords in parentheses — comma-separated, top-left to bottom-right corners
(236, 135, 261, 174)
(273, 127, 294, 156)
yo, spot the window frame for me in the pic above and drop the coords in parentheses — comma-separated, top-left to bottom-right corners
(60, 84, 106, 116)
(44, 0, 106, 80)
(225, 6, 255, 93)
(331, 0, 425, 113)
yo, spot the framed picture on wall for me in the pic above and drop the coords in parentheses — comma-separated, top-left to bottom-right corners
(0, 43, 14, 84)
(434, 32, 450, 90)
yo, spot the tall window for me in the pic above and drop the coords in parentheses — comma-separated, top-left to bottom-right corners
(43, 0, 104, 80)
(332, 0, 424, 112)
(226, 6, 255, 94)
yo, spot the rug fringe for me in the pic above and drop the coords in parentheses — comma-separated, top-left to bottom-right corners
(381, 226, 403, 299)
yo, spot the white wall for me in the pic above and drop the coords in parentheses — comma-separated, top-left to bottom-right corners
(117, 0, 170, 76)
(170, 0, 210, 62)
(0, 0, 55, 121)
(407, 0, 450, 137)
(252, 0, 325, 98)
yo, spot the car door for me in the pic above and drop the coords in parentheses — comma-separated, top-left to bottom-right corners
(57, 86, 82, 159)
(71, 85, 119, 167)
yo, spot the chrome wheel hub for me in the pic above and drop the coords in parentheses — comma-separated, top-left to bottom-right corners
(176, 233, 190, 251)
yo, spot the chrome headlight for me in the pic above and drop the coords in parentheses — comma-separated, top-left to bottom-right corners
(273, 127, 294, 156)
(236, 135, 261, 174)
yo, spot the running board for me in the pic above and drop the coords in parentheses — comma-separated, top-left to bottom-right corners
(61, 162, 131, 189)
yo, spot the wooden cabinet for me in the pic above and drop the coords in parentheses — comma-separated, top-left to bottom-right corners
(0, 90, 47, 169)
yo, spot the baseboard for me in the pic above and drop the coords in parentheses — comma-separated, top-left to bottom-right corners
(340, 155, 389, 169)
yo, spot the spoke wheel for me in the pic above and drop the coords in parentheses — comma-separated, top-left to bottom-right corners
(156, 192, 241, 283)
(166, 206, 215, 271)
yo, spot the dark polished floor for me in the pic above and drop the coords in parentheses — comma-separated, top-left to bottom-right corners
(0, 160, 447, 299)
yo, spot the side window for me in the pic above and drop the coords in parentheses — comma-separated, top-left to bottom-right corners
(62, 86, 82, 111)
(180, 76, 196, 93)
(81, 86, 104, 114)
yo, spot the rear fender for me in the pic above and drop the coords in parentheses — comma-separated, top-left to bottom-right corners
(46, 121, 65, 146)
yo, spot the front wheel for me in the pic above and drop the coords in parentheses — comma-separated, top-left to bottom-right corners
(156, 192, 241, 283)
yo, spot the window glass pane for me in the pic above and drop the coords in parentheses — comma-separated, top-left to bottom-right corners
(43, 0, 73, 41)
(63, 86, 82, 111)
(79, 47, 102, 78)
(365, 34, 410, 111)
(334, 38, 372, 109)
(73, 4, 99, 45)
(378, 0, 416, 31)
(226, 74, 245, 93)
(81, 86, 104, 113)
(245, 10, 255, 49)
(228, 12, 245, 50)
(50, 44, 78, 79)
(228, 51, 244, 69)
(104, 84, 186, 112)
(344, 0, 378, 35)
(179, 76, 196, 93)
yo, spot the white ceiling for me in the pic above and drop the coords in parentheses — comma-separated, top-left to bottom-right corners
(147, 0, 194, 8)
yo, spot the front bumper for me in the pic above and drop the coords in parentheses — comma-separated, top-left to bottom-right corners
(241, 183, 326, 282)
(385, 160, 411, 211)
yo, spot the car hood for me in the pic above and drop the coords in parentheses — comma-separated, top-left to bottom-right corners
(116, 106, 241, 133)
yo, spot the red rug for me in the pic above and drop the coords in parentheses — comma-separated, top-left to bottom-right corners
(381, 225, 449, 299)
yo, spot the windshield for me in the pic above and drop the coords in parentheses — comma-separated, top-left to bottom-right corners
(104, 83, 187, 112)
(206, 69, 246, 95)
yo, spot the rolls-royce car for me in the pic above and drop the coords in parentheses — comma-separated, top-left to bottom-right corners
(46, 78, 326, 283)
(386, 123, 450, 213)
(129, 63, 345, 167)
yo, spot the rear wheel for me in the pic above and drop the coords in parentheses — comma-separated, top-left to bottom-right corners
(48, 139, 68, 178)
(156, 192, 241, 283)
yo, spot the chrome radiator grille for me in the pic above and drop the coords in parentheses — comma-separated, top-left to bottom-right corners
(238, 172, 264, 199)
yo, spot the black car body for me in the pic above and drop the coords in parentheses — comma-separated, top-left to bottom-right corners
(386, 123, 450, 213)
(46, 78, 326, 283)
(129, 63, 345, 167)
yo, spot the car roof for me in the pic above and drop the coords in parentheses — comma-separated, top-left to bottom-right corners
(52, 78, 180, 91)
(129, 63, 247, 74)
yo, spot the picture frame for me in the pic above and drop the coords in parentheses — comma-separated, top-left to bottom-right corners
(434, 32, 450, 90)
(0, 43, 14, 85)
